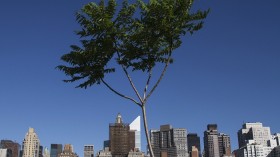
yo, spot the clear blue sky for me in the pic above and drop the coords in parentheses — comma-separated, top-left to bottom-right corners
(0, 0, 279, 156)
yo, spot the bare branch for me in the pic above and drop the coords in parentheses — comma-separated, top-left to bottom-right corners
(117, 53, 144, 103)
(144, 53, 172, 103)
(143, 68, 152, 99)
(101, 78, 142, 107)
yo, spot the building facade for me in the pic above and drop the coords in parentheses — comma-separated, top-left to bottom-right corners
(0, 140, 20, 157)
(150, 124, 188, 157)
(190, 146, 199, 157)
(22, 128, 40, 157)
(187, 133, 201, 156)
(238, 122, 271, 148)
(0, 148, 12, 157)
(234, 140, 274, 157)
(50, 144, 63, 157)
(109, 113, 134, 157)
(57, 144, 78, 157)
(204, 124, 232, 157)
(130, 116, 141, 151)
(84, 145, 94, 157)
(204, 124, 220, 157)
(218, 133, 231, 156)
(96, 147, 112, 157)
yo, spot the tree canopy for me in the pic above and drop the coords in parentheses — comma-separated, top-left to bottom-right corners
(57, 0, 209, 90)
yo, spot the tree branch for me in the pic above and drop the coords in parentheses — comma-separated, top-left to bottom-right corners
(144, 53, 172, 103)
(101, 78, 142, 107)
(117, 53, 144, 103)
(143, 68, 152, 99)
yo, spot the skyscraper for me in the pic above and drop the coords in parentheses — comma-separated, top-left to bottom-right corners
(130, 116, 141, 151)
(22, 128, 40, 157)
(204, 124, 232, 157)
(237, 122, 271, 148)
(150, 124, 188, 157)
(109, 113, 134, 157)
(204, 124, 219, 157)
(50, 144, 62, 157)
(187, 133, 201, 155)
(0, 140, 20, 157)
(218, 133, 231, 156)
(84, 145, 94, 157)
(234, 122, 277, 157)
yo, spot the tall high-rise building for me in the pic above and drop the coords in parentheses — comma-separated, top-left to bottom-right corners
(22, 128, 40, 157)
(237, 122, 271, 148)
(234, 122, 278, 157)
(150, 124, 188, 157)
(218, 133, 231, 156)
(187, 133, 201, 155)
(109, 113, 134, 157)
(204, 124, 219, 157)
(203, 124, 232, 157)
(58, 144, 78, 157)
(0, 140, 20, 157)
(130, 116, 141, 151)
(84, 145, 94, 157)
(50, 144, 62, 157)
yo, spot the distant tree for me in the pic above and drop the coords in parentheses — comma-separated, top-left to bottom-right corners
(57, 0, 208, 156)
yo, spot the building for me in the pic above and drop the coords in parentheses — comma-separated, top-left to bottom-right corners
(190, 146, 199, 157)
(96, 147, 112, 157)
(203, 124, 232, 157)
(43, 147, 50, 157)
(218, 133, 231, 156)
(204, 124, 220, 157)
(130, 116, 141, 151)
(237, 122, 271, 148)
(274, 133, 280, 146)
(103, 141, 110, 150)
(0, 148, 12, 157)
(109, 113, 135, 157)
(50, 144, 63, 157)
(84, 145, 94, 157)
(234, 122, 280, 157)
(150, 124, 188, 157)
(58, 144, 78, 157)
(127, 149, 144, 157)
(22, 128, 40, 157)
(0, 140, 20, 157)
(187, 134, 201, 156)
(40, 146, 44, 157)
(234, 140, 274, 157)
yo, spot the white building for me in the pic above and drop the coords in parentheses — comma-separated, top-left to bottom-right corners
(0, 149, 12, 157)
(238, 122, 271, 148)
(235, 140, 274, 157)
(130, 116, 141, 151)
(22, 127, 40, 157)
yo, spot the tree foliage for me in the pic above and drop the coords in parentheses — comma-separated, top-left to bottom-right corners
(57, 0, 209, 89)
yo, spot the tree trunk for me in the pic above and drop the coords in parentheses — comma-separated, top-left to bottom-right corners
(141, 105, 154, 157)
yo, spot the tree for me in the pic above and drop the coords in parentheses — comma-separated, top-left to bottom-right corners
(57, 0, 208, 156)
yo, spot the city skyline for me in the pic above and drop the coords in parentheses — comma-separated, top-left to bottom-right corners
(1, 0, 280, 156)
